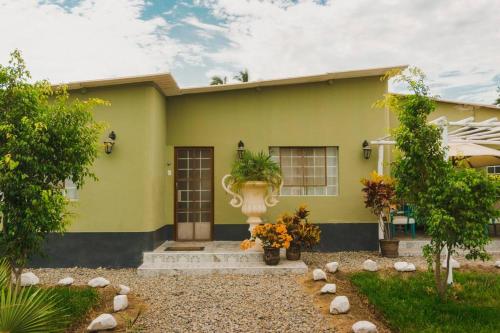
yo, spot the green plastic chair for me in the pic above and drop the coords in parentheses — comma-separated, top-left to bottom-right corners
(390, 205, 416, 239)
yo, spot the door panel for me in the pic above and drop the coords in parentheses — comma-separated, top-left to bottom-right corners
(174, 147, 213, 241)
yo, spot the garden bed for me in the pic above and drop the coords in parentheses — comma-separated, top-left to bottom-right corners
(350, 271, 500, 333)
(27, 284, 144, 332)
(63, 286, 145, 332)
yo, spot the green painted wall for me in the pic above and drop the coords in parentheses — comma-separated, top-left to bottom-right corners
(389, 100, 499, 129)
(67, 84, 167, 232)
(166, 77, 390, 226)
(64, 78, 499, 236)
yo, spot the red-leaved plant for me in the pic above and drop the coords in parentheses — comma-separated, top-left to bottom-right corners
(361, 171, 396, 239)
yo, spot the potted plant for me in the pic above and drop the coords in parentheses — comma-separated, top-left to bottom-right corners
(361, 171, 398, 257)
(222, 150, 282, 249)
(240, 223, 293, 265)
(279, 205, 321, 260)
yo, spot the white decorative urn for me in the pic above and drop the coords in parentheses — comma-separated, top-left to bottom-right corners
(222, 175, 281, 251)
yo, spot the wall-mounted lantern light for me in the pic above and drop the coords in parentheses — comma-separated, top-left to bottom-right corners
(237, 140, 245, 159)
(104, 131, 116, 155)
(362, 140, 372, 160)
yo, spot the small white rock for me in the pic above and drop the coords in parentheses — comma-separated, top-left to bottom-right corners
(394, 261, 408, 271)
(362, 259, 378, 272)
(325, 262, 339, 273)
(320, 283, 336, 294)
(441, 258, 460, 269)
(352, 320, 378, 333)
(118, 284, 130, 295)
(57, 277, 74, 286)
(394, 261, 415, 272)
(113, 295, 128, 312)
(313, 269, 327, 281)
(330, 296, 350, 314)
(404, 263, 416, 272)
(87, 314, 117, 331)
(495, 260, 500, 268)
(88, 277, 110, 288)
(20, 272, 39, 286)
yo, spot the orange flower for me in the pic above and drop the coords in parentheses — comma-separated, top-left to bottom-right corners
(240, 239, 255, 250)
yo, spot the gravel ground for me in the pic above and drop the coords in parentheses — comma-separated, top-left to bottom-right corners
(31, 252, 500, 332)
(302, 251, 500, 272)
(32, 268, 333, 333)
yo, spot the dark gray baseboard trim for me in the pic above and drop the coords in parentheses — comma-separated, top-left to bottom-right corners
(29, 225, 173, 269)
(215, 223, 378, 251)
(30, 223, 377, 268)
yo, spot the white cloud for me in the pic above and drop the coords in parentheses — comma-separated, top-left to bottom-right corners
(205, 67, 234, 83)
(0, 0, 201, 83)
(1, 0, 498, 103)
(202, 0, 500, 103)
(182, 15, 226, 32)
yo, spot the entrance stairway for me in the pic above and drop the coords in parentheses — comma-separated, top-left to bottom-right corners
(137, 241, 308, 276)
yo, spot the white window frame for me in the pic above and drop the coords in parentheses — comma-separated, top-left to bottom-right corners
(64, 178, 79, 201)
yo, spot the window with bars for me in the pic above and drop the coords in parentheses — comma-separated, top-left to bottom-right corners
(269, 146, 338, 196)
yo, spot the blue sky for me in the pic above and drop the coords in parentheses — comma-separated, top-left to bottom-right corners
(1, 0, 499, 104)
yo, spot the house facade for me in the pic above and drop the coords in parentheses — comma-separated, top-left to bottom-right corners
(32, 66, 500, 268)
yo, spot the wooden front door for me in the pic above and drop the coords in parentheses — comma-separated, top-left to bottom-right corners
(174, 147, 214, 241)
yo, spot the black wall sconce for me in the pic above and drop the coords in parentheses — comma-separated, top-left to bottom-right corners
(237, 140, 245, 159)
(362, 140, 372, 160)
(104, 131, 116, 155)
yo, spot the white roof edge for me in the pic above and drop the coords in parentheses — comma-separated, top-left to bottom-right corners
(177, 65, 408, 96)
(55, 65, 410, 97)
(53, 72, 181, 96)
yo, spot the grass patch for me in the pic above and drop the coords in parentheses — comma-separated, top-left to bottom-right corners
(36, 286, 100, 331)
(53, 286, 100, 323)
(350, 271, 500, 333)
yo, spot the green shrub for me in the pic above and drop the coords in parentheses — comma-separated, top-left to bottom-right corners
(229, 150, 281, 191)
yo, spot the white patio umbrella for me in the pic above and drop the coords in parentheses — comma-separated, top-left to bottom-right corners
(448, 142, 500, 168)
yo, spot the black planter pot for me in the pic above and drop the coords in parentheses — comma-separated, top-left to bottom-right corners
(286, 244, 301, 261)
(263, 247, 280, 265)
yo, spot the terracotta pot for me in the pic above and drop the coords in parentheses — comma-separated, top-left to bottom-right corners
(263, 247, 280, 265)
(380, 239, 399, 258)
(286, 244, 301, 261)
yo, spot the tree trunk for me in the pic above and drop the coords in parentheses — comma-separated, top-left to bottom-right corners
(434, 250, 444, 298)
(441, 246, 452, 298)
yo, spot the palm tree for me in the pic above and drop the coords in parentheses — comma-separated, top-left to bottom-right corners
(0, 259, 69, 332)
(234, 69, 249, 83)
(210, 76, 227, 85)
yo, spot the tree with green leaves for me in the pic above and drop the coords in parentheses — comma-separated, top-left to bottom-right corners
(0, 50, 104, 279)
(210, 75, 227, 85)
(233, 69, 249, 82)
(380, 68, 498, 298)
(495, 85, 500, 106)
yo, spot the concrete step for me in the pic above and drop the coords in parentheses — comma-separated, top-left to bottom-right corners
(137, 259, 308, 276)
(142, 251, 265, 266)
(138, 241, 309, 276)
